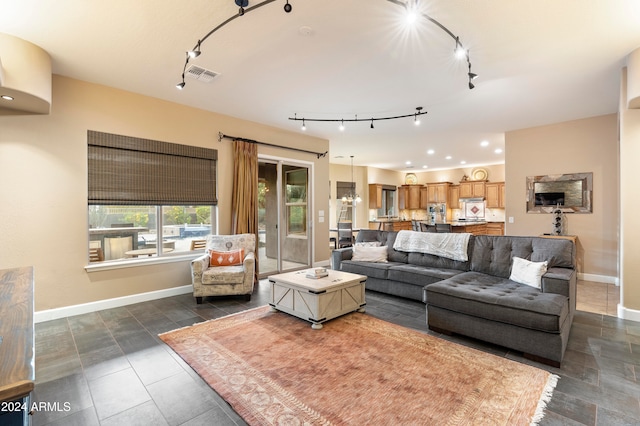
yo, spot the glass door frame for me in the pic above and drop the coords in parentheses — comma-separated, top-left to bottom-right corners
(258, 155, 313, 279)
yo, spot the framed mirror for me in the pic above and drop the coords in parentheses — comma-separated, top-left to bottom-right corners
(526, 172, 592, 213)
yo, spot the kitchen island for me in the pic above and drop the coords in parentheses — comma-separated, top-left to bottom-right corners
(369, 219, 412, 231)
(419, 221, 505, 235)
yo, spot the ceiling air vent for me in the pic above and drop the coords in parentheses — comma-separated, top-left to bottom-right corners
(185, 65, 219, 83)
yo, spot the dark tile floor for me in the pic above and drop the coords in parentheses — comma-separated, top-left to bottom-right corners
(33, 280, 640, 425)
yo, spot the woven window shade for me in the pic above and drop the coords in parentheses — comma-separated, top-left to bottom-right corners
(88, 130, 217, 205)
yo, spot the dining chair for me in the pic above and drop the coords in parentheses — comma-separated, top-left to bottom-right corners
(337, 222, 354, 248)
(435, 223, 452, 233)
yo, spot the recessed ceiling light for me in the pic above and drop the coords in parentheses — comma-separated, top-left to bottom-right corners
(460, 160, 466, 165)
(1, 95, 14, 101)
(495, 148, 503, 154)
(422, 165, 428, 169)
(445, 156, 452, 160)
(427, 149, 435, 155)
(480, 140, 489, 147)
(405, 161, 412, 165)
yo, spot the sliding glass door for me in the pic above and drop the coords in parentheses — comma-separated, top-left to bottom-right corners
(258, 159, 311, 278)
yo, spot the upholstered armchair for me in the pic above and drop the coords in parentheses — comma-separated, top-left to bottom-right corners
(191, 233, 256, 304)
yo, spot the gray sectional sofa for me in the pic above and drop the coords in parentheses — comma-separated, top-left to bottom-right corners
(331, 229, 577, 366)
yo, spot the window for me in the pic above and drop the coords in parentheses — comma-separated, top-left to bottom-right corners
(336, 181, 356, 223)
(87, 131, 217, 262)
(285, 168, 307, 236)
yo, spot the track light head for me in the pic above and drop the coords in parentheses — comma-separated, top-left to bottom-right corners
(176, 74, 186, 90)
(370, 119, 374, 129)
(284, 0, 292, 13)
(468, 72, 478, 80)
(235, 0, 248, 15)
(468, 81, 475, 90)
(187, 41, 201, 58)
(301, 119, 306, 131)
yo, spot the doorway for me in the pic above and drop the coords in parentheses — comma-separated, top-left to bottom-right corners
(258, 159, 311, 278)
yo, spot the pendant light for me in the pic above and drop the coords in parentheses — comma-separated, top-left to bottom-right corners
(341, 156, 362, 204)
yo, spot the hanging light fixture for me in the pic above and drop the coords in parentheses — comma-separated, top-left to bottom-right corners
(341, 156, 362, 204)
(176, 0, 478, 91)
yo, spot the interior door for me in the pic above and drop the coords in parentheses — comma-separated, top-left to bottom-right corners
(258, 159, 311, 278)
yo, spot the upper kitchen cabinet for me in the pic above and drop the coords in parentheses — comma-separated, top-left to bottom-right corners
(459, 181, 486, 198)
(369, 184, 383, 209)
(485, 182, 505, 208)
(398, 185, 423, 210)
(448, 185, 460, 208)
(427, 182, 451, 204)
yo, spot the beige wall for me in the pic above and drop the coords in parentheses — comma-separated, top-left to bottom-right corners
(505, 114, 619, 283)
(0, 75, 330, 311)
(620, 67, 640, 315)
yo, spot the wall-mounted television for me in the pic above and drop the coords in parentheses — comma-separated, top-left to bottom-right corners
(535, 192, 565, 206)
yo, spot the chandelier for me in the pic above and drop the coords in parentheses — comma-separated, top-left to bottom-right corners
(342, 156, 362, 204)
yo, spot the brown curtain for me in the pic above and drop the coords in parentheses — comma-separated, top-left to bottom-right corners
(231, 140, 259, 280)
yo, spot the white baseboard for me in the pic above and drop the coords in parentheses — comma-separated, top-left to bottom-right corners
(34, 285, 193, 323)
(578, 273, 619, 286)
(618, 304, 640, 323)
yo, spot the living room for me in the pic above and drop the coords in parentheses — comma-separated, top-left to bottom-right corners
(1, 1, 640, 424)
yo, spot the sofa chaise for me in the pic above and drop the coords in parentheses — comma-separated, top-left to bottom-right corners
(331, 229, 576, 366)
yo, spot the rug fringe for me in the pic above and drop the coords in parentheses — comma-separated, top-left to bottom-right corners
(530, 373, 559, 426)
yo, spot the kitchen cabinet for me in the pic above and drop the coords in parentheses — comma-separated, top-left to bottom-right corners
(486, 222, 505, 235)
(369, 184, 383, 209)
(485, 182, 505, 208)
(451, 223, 488, 235)
(369, 221, 412, 231)
(448, 185, 460, 208)
(398, 185, 423, 210)
(427, 182, 450, 204)
(459, 181, 486, 198)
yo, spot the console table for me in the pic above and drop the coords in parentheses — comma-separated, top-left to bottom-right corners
(0, 267, 35, 425)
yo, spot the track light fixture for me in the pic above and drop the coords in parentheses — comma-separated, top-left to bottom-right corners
(188, 41, 201, 58)
(176, 74, 186, 90)
(289, 107, 427, 130)
(176, 0, 477, 90)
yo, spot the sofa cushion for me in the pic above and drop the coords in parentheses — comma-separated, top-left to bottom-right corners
(509, 257, 547, 288)
(202, 265, 245, 285)
(388, 264, 463, 287)
(425, 271, 569, 333)
(340, 260, 400, 280)
(385, 232, 409, 264)
(352, 245, 388, 262)
(470, 235, 575, 278)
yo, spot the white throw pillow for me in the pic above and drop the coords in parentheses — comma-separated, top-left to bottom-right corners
(352, 245, 388, 263)
(355, 241, 382, 247)
(509, 257, 548, 289)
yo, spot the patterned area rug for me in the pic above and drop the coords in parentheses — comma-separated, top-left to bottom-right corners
(160, 306, 558, 425)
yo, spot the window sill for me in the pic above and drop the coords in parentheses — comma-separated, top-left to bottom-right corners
(85, 252, 205, 272)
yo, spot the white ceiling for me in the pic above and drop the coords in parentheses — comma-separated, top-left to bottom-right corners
(2, 0, 640, 170)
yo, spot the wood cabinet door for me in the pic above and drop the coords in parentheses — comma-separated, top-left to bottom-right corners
(407, 185, 421, 209)
(486, 182, 505, 208)
(368, 184, 382, 209)
(472, 181, 486, 197)
(449, 185, 460, 207)
(459, 182, 473, 198)
(398, 186, 407, 210)
(420, 187, 429, 209)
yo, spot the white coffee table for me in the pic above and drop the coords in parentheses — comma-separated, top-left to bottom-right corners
(268, 269, 367, 329)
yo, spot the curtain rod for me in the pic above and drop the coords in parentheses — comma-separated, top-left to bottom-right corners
(218, 132, 328, 159)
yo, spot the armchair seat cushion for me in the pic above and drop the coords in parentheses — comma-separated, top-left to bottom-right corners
(202, 265, 246, 285)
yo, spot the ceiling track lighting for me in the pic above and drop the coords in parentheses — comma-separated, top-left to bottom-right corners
(176, 0, 478, 90)
(288, 107, 427, 130)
